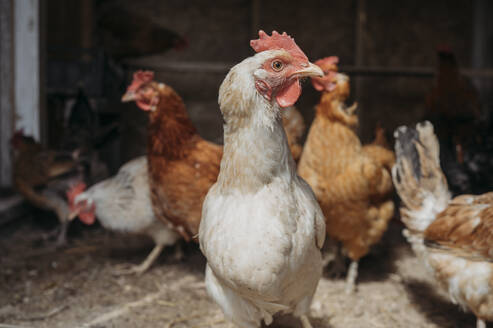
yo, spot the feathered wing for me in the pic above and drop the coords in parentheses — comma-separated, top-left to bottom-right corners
(313, 201, 326, 249)
(150, 137, 222, 239)
(76, 156, 157, 232)
(297, 177, 326, 249)
(106, 157, 150, 221)
(424, 193, 493, 261)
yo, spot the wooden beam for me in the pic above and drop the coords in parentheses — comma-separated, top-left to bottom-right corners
(123, 60, 493, 78)
(0, 0, 14, 187)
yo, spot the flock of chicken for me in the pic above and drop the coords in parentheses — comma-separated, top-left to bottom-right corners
(12, 31, 493, 328)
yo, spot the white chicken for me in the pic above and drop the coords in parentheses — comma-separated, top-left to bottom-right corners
(67, 156, 180, 275)
(199, 31, 326, 328)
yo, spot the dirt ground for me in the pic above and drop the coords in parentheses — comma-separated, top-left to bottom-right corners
(0, 215, 479, 328)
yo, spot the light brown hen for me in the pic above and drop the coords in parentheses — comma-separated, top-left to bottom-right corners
(298, 57, 395, 293)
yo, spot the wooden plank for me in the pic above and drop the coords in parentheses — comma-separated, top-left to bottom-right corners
(0, 0, 14, 187)
(14, 0, 41, 140)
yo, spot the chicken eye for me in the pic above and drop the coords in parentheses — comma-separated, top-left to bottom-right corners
(271, 60, 284, 72)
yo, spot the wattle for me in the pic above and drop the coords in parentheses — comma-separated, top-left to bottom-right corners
(276, 79, 301, 108)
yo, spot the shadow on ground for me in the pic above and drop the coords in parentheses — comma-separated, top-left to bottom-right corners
(403, 279, 476, 328)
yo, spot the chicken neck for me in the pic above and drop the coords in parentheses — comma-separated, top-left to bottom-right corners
(217, 110, 295, 193)
(147, 89, 198, 160)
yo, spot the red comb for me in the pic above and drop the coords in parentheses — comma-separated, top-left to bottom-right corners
(67, 182, 87, 210)
(250, 30, 308, 61)
(315, 56, 339, 72)
(311, 56, 340, 92)
(127, 70, 155, 92)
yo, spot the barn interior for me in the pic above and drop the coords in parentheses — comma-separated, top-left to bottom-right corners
(0, 1, 492, 327)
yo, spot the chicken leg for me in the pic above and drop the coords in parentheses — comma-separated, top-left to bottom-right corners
(55, 221, 69, 247)
(113, 244, 164, 276)
(345, 260, 358, 294)
(300, 315, 313, 328)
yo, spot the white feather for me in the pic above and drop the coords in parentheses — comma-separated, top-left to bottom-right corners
(200, 51, 325, 327)
(74, 156, 179, 246)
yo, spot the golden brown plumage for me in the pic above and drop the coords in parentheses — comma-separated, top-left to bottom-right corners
(363, 124, 395, 172)
(392, 122, 493, 328)
(425, 193, 493, 261)
(298, 58, 395, 292)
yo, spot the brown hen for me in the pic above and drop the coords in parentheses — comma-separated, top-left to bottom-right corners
(392, 121, 493, 328)
(298, 57, 395, 293)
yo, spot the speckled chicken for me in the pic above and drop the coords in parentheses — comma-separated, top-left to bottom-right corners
(199, 31, 325, 328)
(67, 156, 180, 275)
(298, 57, 395, 293)
(392, 121, 493, 328)
(12, 132, 82, 246)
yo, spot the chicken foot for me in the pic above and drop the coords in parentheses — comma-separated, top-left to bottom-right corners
(299, 315, 313, 328)
(113, 244, 164, 276)
(345, 260, 358, 294)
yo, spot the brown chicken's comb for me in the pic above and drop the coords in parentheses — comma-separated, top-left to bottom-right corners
(311, 56, 339, 92)
(67, 182, 87, 210)
(250, 30, 307, 61)
(127, 70, 155, 92)
(315, 56, 339, 72)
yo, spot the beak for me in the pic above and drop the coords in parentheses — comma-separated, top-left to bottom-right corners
(121, 90, 137, 102)
(291, 62, 324, 79)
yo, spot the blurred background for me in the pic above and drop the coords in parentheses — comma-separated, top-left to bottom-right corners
(0, 2, 493, 327)
(1, 0, 493, 207)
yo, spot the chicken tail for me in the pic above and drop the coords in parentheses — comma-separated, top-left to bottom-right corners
(391, 121, 451, 233)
